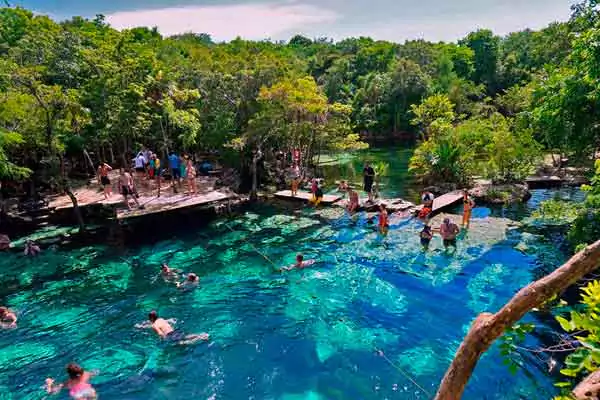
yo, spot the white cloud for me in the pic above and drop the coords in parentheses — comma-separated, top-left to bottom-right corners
(341, 1, 572, 43)
(105, 2, 339, 41)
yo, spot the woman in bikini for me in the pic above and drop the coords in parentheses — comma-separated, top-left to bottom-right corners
(96, 162, 112, 199)
(45, 363, 97, 399)
(185, 156, 197, 196)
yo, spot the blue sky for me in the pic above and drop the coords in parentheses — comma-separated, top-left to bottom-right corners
(14, 0, 576, 42)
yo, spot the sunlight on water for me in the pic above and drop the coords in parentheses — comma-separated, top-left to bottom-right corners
(0, 191, 571, 399)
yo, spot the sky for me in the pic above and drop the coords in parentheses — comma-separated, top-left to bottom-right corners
(14, 0, 577, 42)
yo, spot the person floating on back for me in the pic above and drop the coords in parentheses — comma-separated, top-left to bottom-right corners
(147, 310, 209, 345)
(439, 217, 460, 250)
(462, 189, 476, 228)
(280, 253, 316, 272)
(363, 162, 375, 203)
(45, 363, 97, 399)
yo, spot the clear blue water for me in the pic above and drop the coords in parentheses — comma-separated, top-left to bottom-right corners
(0, 179, 576, 399)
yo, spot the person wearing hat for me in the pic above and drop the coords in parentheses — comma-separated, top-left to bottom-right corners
(439, 217, 460, 249)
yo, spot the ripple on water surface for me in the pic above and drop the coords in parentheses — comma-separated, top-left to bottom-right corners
(0, 201, 566, 399)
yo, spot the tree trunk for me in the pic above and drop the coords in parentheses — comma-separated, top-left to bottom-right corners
(64, 183, 85, 233)
(573, 369, 600, 400)
(434, 240, 600, 400)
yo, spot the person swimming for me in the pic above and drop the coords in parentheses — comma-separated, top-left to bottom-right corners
(280, 253, 316, 272)
(420, 225, 434, 249)
(147, 310, 209, 345)
(0, 306, 17, 328)
(24, 240, 40, 256)
(176, 273, 199, 289)
(45, 363, 97, 399)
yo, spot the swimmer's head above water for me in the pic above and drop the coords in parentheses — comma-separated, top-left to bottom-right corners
(187, 273, 198, 282)
(66, 363, 84, 379)
(161, 263, 170, 273)
(148, 310, 158, 323)
(296, 253, 304, 264)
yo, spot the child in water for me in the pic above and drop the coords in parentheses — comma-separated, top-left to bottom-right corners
(46, 363, 97, 399)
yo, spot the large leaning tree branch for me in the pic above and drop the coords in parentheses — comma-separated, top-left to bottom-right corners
(435, 240, 600, 400)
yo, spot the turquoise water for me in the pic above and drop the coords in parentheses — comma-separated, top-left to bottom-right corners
(0, 188, 570, 399)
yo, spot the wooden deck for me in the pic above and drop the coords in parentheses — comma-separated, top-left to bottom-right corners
(117, 191, 234, 220)
(274, 190, 342, 205)
(432, 190, 464, 213)
(525, 175, 564, 188)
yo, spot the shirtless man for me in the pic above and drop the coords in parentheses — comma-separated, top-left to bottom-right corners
(118, 169, 140, 210)
(0, 306, 17, 328)
(439, 217, 460, 249)
(280, 253, 316, 272)
(147, 311, 209, 345)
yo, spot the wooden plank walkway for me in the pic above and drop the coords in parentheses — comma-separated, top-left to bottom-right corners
(274, 190, 342, 205)
(431, 190, 464, 213)
(117, 191, 234, 220)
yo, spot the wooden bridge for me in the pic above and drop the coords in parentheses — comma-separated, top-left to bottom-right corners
(274, 190, 342, 205)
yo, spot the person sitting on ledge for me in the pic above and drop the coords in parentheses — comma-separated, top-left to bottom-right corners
(347, 187, 359, 214)
(280, 253, 316, 272)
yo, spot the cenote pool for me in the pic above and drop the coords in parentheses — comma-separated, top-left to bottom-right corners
(0, 150, 585, 399)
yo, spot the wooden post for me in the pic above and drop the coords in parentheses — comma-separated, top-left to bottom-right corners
(435, 240, 600, 400)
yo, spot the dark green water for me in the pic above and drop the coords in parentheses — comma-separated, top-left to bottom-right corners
(0, 148, 579, 400)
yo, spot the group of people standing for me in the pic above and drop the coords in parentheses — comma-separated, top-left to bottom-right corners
(418, 189, 475, 251)
(95, 148, 202, 211)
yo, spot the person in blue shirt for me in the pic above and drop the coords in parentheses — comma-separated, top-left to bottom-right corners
(168, 152, 181, 192)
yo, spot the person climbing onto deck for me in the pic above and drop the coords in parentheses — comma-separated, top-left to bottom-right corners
(280, 253, 316, 271)
(439, 217, 460, 250)
(420, 225, 434, 249)
(363, 162, 375, 203)
(378, 204, 389, 235)
(24, 239, 41, 256)
(118, 169, 140, 210)
(347, 187, 359, 214)
(147, 310, 209, 345)
(45, 363, 97, 399)
(97, 162, 112, 199)
(462, 189, 476, 228)
(176, 273, 199, 289)
(0, 306, 17, 328)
